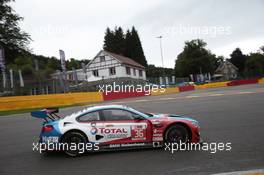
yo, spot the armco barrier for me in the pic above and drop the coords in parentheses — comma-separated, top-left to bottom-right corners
(178, 85, 195, 92)
(227, 79, 258, 86)
(103, 91, 147, 101)
(151, 87, 179, 96)
(0, 92, 103, 111)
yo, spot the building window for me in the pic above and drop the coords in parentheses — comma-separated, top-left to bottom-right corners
(139, 70, 143, 77)
(126, 67, 131, 75)
(109, 67, 116, 75)
(133, 68, 136, 76)
(99, 56, 105, 62)
(93, 70, 99, 77)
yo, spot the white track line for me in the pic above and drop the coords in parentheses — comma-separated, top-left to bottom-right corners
(210, 169, 264, 175)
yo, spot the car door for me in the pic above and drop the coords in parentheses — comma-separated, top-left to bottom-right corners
(76, 110, 108, 144)
(101, 109, 152, 145)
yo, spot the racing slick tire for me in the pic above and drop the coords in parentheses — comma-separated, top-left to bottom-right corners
(61, 131, 87, 157)
(164, 124, 189, 144)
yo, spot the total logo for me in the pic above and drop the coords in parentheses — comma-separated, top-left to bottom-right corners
(99, 128, 128, 134)
(90, 127, 98, 135)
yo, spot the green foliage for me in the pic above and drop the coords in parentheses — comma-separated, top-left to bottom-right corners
(21, 64, 33, 75)
(14, 55, 32, 65)
(174, 39, 217, 77)
(103, 27, 125, 54)
(244, 53, 264, 77)
(45, 57, 60, 70)
(124, 27, 148, 67)
(7, 52, 89, 80)
(103, 26, 148, 67)
(146, 64, 174, 77)
(12, 54, 33, 75)
(66, 58, 81, 69)
(0, 0, 31, 64)
(230, 48, 247, 73)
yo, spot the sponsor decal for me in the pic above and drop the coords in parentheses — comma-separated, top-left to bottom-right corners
(131, 125, 147, 141)
(153, 137, 163, 141)
(107, 134, 128, 139)
(121, 143, 146, 147)
(98, 127, 131, 140)
(42, 136, 59, 143)
(152, 128, 163, 141)
(109, 144, 121, 148)
(91, 122, 96, 127)
(90, 127, 98, 135)
(99, 128, 128, 134)
(109, 143, 146, 148)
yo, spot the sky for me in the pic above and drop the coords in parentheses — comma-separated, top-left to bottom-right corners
(12, 0, 264, 68)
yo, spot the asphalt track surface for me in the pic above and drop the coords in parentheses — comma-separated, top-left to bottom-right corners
(0, 84, 264, 175)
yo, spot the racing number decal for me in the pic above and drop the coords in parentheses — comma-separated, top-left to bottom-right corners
(131, 125, 147, 140)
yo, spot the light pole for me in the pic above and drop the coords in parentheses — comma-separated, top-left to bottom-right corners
(156, 36, 164, 68)
(156, 36, 166, 85)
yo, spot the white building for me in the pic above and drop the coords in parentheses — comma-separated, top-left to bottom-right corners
(51, 50, 146, 82)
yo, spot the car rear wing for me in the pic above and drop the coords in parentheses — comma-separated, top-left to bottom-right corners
(31, 108, 61, 122)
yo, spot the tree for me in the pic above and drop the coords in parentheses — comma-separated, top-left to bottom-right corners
(174, 39, 217, 77)
(260, 46, 264, 54)
(66, 58, 81, 69)
(230, 48, 247, 74)
(0, 0, 31, 64)
(103, 27, 113, 51)
(103, 27, 125, 54)
(46, 57, 60, 70)
(124, 29, 132, 59)
(146, 64, 174, 77)
(124, 27, 147, 67)
(13, 54, 34, 75)
(103, 26, 148, 67)
(114, 27, 125, 54)
(244, 53, 264, 77)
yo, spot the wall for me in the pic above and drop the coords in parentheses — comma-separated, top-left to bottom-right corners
(151, 87, 179, 96)
(258, 77, 264, 84)
(0, 92, 103, 111)
(1, 77, 263, 112)
(195, 81, 229, 89)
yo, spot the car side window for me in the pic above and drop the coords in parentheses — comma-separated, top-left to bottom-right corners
(102, 109, 135, 121)
(78, 111, 100, 122)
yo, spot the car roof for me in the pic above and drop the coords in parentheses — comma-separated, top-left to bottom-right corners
(87, 104, 127, 110)
(66, 104, 130, 119)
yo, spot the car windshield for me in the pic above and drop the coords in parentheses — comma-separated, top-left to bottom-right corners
(124, 107, 151, 118)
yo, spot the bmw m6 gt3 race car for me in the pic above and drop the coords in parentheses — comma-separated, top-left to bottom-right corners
(31, 105, 201, 156)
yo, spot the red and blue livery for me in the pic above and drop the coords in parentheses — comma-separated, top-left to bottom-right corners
(31, 105, 201, 156)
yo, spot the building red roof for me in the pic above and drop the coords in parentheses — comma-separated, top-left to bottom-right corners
(104, 50, 145, 69)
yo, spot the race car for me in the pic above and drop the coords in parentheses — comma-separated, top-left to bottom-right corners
(31, 105, 200, 156)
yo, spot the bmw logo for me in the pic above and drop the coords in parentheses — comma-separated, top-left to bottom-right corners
(90, 127, 98, 135)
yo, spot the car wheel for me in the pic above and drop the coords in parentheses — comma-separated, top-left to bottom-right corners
(164, 125, 189, 143)
(61, 132, 87, 157)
